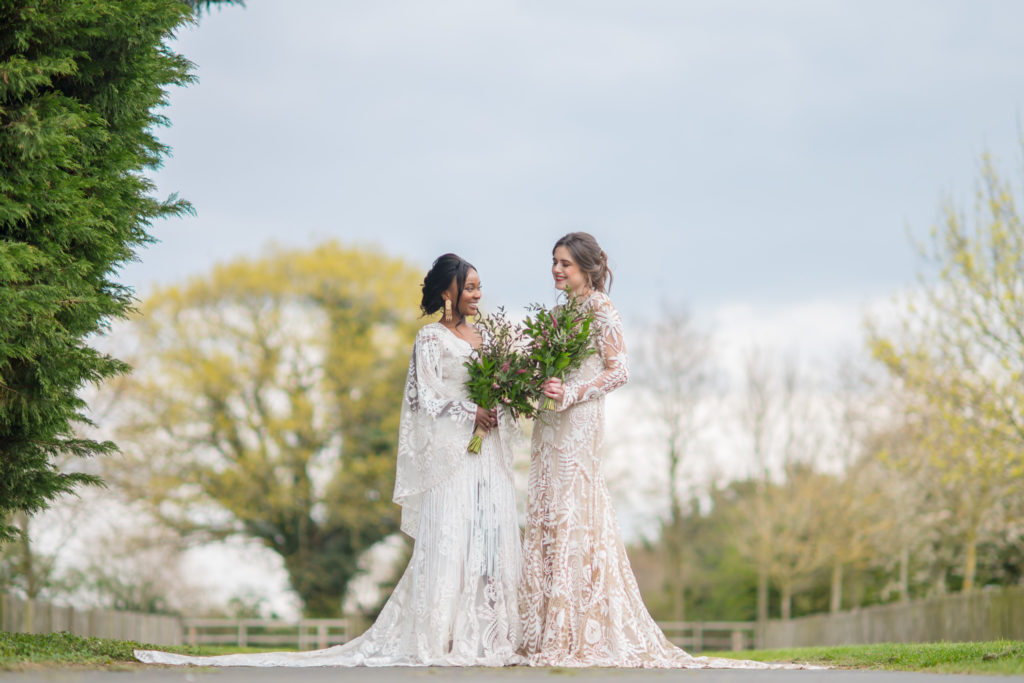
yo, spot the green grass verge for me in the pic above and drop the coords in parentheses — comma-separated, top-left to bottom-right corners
(4, 631, 1023, 674)
(0, 631, 284, 670)
(705, 640, 1024, 675)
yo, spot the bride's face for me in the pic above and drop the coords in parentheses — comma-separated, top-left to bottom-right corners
(551, 246, 588, 295)
(446, 268, 482, 319)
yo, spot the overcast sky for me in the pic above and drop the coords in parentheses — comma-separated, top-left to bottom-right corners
(95, 1, 1024, 615)
(131, 0, 1024, 348)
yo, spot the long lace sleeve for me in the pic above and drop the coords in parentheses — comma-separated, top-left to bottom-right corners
(558, 293, 629, 411)
(407, 330, 478, 423)
(393, 326, 480, 537)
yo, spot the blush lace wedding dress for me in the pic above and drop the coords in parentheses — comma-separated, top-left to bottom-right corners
(519, 292, 787, 669)
(135, 323, 522, 667)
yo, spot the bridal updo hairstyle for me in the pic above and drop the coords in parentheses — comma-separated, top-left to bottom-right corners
(421, 253, 476, 318)
(554, 231, 613, 293)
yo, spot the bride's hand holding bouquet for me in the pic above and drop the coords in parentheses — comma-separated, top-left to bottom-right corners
(463, 308, 538, 453)
(523, 291, 596, 411)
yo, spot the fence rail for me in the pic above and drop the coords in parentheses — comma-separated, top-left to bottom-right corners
(0, 593, 181, 645)
(761, 585, 1024, 648)
(656, 621, 755, 652)
(183, 618, 749, 653)
(183, 618, 352, 650)
(19, 585, 1016, 653)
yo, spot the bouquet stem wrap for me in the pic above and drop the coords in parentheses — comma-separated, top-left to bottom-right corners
(467, 424, 488, 455)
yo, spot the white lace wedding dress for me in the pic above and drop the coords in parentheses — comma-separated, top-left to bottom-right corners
(519, 292, 787, 669)
(136, 323, 523, 667)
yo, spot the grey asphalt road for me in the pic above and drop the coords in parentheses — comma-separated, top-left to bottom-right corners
(1, 669, 1019, 683)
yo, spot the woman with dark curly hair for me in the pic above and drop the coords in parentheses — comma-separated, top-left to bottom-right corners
(137, 254, 522, 667)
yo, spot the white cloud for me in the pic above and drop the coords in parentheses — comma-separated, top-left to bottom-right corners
(82, 0, 1024, 606)
(131, 0, 1024, 318)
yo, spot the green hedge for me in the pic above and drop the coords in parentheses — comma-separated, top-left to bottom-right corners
(0, 0, 193, 541)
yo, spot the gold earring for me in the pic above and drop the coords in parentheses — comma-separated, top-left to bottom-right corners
(443, 299, 453, 323)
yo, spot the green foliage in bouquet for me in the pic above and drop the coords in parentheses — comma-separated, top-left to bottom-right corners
(523, 292, 597, 411)
(463, 309, 538, 453)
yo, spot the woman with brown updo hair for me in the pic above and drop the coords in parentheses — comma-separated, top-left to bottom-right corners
(518, 233, 779, 669)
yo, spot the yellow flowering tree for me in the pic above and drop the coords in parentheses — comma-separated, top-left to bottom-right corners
(111, 243, 423, 616)
(868, 151, 1024, 591)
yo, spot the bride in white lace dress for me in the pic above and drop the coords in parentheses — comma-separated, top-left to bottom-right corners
(136, 254, 522, 667)
(519, 233, 784, 669)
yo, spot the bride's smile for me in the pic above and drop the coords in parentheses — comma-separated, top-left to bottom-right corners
(551, 246, 590, 295)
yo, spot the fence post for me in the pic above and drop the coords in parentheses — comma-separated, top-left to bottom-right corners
(317, 623, 328, 650)
(238, 621, 247, 648)
(731, 629, 743, 651)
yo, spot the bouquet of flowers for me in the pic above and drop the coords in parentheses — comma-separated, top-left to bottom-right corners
(523, 291, 596, 411)
(463, 308, 538, 454)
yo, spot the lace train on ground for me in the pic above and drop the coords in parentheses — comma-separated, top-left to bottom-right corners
(518, 292, 791, 669)
(136, 323, 522, 667)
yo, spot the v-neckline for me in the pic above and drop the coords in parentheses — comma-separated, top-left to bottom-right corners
(435, 322, 480, 351)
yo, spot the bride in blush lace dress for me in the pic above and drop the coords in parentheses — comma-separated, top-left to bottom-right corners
(519, 233, 787, 669)
(136, 254, 522, 667)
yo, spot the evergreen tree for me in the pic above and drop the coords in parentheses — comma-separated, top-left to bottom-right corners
(0, 0, 194, 543)
(183, 0, 245, 15)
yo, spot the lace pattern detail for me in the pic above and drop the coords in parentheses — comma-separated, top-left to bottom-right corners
(557, 293, 629, 411)
(136, 322, 523, 667)
(394, 323, 516, 537)
(133, 315, 805, 670)
(519, 293, 785, 669)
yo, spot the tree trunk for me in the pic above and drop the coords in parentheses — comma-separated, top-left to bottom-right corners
(899, 543, 910, 603)
(666, 436, 685, 621)
(963, 527, 978, 592)
(281, 541, 359, 617)
(15, 513, 40, 599)
(780, 582, 792, 620)
(755, 474, 770, 626)
(662, 518, 686, 621)
(757, 565, 768, 624)
(669, 547, 685, 622)
(829, 561, 843, 613)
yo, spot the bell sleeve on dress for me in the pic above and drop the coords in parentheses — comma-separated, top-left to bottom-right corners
(392, 327, 479, 537)
(558, 293, 629, 411)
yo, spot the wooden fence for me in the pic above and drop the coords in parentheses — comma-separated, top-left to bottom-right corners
(12, 586, 1019, 652)
(183, 618, 352, 650)
(761, 585, 1024, 648)
(657, 621, 755, 652)
(183, 619, 746, 653)
(0, 593, 182, 645)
